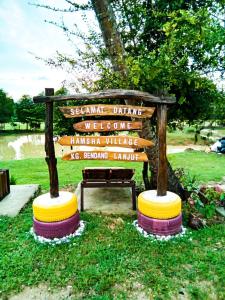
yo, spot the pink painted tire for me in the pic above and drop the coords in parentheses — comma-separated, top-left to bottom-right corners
(138, 211, 182, 236)
(33, 211, 80, 239)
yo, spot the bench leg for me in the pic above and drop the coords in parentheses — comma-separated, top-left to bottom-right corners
(132, 184, 136, 210)
(81, 183, 84, 212)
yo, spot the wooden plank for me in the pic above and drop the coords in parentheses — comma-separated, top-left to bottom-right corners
(74, 120, 142, 132)
(2, 172, 7, 195)
(0, 169, 10, 199)
(44, 88, 59, 198)
(33, 89, 176, 104)
(5, 169, 10, 194)
(0, 172, 4, 199)
(157, 104, 168, 196)
(58, 135, 154, 148)
(62, 151, 148, 162)
(60, 105, 155, 119)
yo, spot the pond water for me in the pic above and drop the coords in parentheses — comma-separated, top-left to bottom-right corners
(0, 134, 64, 161)
(0, 133, 208, 161)
(0, 133, 134, 161)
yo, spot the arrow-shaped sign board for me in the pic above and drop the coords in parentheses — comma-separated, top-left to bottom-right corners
(58, 135, 153, 149)
(62, 151, 148, 162)
(60, 105, 155, 119)
(73, 120, 142, 132)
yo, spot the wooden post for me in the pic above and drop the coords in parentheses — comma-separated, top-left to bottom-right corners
(142, 162, 150, 190)
(157, 104, 167, 196)
(45, 88, 59, 197)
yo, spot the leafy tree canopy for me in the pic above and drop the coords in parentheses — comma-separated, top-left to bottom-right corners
(36, 0, 225, 126)
(16, 95, 45, 128)
(105, 0, 225, 124)
(0, 89, 14, 124)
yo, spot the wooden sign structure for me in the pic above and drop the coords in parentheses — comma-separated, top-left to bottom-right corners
(59, 104, 153, 163)
(33, 89, 176, 198)
(74, 120, 142, 132)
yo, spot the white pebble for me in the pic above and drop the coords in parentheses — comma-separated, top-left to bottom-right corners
(133, 220, 188, 241)
(29, 221, 86, 245)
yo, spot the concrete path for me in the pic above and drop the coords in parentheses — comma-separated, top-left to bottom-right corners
(0, 184, 39, 217)
(167, 144, 208, 153)
(75, 182, 136, 215)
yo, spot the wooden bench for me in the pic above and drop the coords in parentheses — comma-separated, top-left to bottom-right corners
(80, 168, 136, 211)
(0, 169, 10, 200)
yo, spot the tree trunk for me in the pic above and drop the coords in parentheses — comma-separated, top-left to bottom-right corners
(91, 0, 127, 76)
(91, 0, 185, 199)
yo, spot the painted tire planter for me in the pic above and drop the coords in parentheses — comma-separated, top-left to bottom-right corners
(138, 190, 181, 219)
(33, 191, 78, 222)
(138, 211, 182, 236)
(33, 211, 80, 239)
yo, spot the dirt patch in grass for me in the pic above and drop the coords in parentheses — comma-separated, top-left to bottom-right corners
(8, 284, 78, 300)
(171, 279, 218, 300)
(8, 282, 151, 300)
(107, 217, 124, 231)
(113, 281, 151, 300)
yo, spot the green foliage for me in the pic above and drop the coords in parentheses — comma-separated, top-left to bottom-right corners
(37, 0, 225, 127)
(0, 89, 14, 124)
(16, 95, 45, 129)
(114, 1, 225, 125)
(10, 175, 17, 185)
(53, 87, 74, 135)
(96, 1, 225, 125)
(176, 168, 224, 219)
(178, 170, 199, 192)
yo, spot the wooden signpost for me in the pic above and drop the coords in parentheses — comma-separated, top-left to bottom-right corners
(33, 89, 176, 199)
(60, 104, 155, 119)
(74, 120, 142, 132)
(62, 151, 148, 162)
(58, 135, 153, 148)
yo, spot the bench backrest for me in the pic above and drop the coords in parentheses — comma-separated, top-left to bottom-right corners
(82, 168, 134, 181)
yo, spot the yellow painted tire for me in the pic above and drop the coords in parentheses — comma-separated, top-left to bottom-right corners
(138, 190, 181, 219)
(33, 191, 78, 222)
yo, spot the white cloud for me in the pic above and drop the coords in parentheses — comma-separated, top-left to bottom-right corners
(0, 0, 96, 100)
(0, 0, 75, 57)
(0, 68, 68, 100)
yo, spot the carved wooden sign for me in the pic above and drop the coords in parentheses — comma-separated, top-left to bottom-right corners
(73, 120, 142, 132)
(60, 105, 155, 119)
(58, 135, 153, 149)
(62, 151, 148, 162)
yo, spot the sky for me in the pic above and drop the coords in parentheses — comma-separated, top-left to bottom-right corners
(0, 0, 90, 101)
(1, 1, 224, 102)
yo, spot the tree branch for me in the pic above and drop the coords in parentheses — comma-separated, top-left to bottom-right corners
(29, 1, 90, 13)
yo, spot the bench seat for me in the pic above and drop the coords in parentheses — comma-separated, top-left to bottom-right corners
(80, 168, 136, 211)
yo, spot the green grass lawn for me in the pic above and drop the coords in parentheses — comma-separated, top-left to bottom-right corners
(0, 207, 224, 299)
(1, 151, 224, 190)
(0, 151, 225, 299)
(0, 159, 143, 191)
(169, 151, 225, 183)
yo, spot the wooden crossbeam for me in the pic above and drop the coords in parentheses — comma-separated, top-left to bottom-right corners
(33, 89, 175, 104)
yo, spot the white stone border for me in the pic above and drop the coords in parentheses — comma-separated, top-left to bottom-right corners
(30, 221, 86, 245)
(133, 220, 189, 241)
